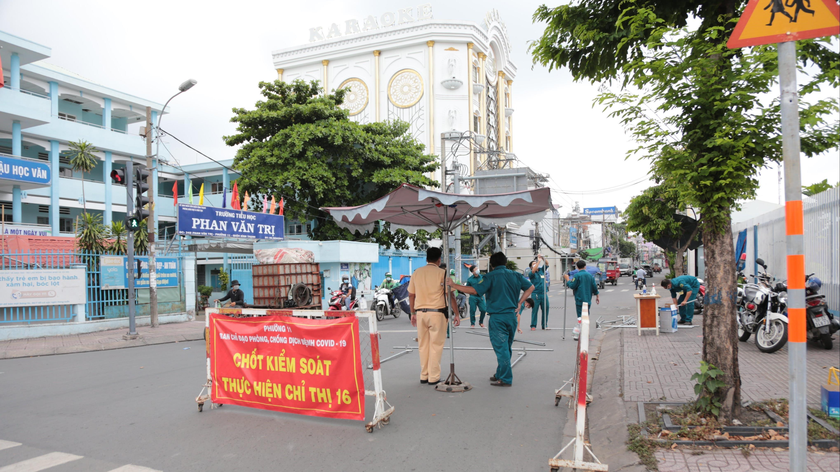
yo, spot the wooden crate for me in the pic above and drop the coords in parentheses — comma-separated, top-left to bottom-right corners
(252, 263, 321, 308)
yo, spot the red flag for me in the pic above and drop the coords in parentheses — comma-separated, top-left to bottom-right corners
(173, 180, 178, 206)
(279, 197, 284, 216)
(231, 182, 240, 210)
(0, 55, 4, 89)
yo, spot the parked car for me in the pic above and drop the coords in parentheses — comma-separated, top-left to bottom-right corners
(619, 263, 632, 276)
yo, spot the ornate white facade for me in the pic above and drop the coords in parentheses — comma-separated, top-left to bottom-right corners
(271, 9, 517, 184)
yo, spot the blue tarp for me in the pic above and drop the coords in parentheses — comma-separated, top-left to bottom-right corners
(735, 229, 747, 271)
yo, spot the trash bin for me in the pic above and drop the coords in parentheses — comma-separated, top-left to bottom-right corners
(660, 307, 676, 333)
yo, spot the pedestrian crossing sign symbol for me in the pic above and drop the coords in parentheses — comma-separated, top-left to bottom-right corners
(728, 0, 840, 48)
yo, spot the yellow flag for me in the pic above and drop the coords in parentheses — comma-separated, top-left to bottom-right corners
(243, 191, 250, 210)
(199, 183, 205, 205)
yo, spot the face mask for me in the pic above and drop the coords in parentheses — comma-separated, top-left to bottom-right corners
(473, 270, 479, 276)
(233, 285, 240, 290)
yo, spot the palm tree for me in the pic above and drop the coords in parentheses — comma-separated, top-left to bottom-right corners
(75, 212, 108, 254)
(68, 140, 98, 214)
(134, 218, 149, 255)
(109, 220, 127, 255)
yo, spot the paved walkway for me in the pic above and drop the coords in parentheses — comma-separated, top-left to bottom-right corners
(622, 317, 839, 405)
(585, 313, 840, 471)
(656, 449, 840, 472)
(0, 321, 204, 359)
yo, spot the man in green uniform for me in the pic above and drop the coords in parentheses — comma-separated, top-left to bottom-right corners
(466, 265, 487, 328)
(660, 276, 701, 325)
(449, 252, 534, 387)
(564, 260, 600, 341)
(527, 255, 549, 330)
(379, 272, 400, 309)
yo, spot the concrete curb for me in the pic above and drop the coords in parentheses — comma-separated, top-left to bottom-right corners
(0, 313, 195, 341)
(0, 331, 204, 360)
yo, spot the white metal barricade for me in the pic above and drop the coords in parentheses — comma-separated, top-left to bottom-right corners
(549, 304, 608, 471)
(196, 308, 394, 433)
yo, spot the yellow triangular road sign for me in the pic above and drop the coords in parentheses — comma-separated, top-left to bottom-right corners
(728, 0, 839, 48)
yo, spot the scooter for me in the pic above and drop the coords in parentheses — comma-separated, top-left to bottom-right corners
(328, 290, 358, 311)
(805, 274, 839, 350)
(736, 258, 789, 353)
(373, 286, 401, 321)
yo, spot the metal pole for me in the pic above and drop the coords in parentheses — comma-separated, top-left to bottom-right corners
(145, 106, 158, 327)
(563, 272, 568, 340)
(125, 160, 138, 337)
(778, 41, 806, 472)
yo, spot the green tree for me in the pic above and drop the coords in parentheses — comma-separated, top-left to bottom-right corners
(224, 80, 439, 249)
(68, 140, 98, 214)
(802, 179, 839, 196)
(134, 218, 149, 255)
(624, 183, 700, 276)
(75, 212, 108, 254)
(531, 1, 839, 420)
(109, 220, 127, 255)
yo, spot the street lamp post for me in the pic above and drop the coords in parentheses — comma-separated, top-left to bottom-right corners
(147, 78, 196, 327)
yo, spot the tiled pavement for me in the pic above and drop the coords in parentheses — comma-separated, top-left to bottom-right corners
(656, 449, 840, 472)
(0, 321, 204, 359)
(622, 315, 840, 405)
(609, 314, 840, 471)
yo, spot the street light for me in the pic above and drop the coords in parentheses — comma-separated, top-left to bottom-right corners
(146, 78, 197, 327)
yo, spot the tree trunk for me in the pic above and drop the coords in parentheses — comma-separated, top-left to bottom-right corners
(671, 247, 685, 276)
(700, 215, 741, 422)
(81, 173, 86, 214)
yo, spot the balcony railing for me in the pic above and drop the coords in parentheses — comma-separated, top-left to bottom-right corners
(1, 86, 51, 100)
(58, 114, 104, 129)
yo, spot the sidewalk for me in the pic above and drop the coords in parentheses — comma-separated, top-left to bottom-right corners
(584, 315, 840, 471)
(0, 321, 204, 360)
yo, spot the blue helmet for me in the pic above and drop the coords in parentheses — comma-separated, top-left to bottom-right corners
(806, 277, 822, 292)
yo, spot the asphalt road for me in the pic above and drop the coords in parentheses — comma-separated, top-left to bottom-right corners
(0, 276, 646, 472)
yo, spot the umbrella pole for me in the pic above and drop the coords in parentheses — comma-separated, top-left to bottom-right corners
(562, 278, 568, 340)
(438, 227, 471, 393)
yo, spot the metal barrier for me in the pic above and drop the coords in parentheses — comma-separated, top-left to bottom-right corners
(733, 186, 839, 315)
(550, 305, 608, 471)
(1, 250, 187, 323)
(198, 308, 394, 433)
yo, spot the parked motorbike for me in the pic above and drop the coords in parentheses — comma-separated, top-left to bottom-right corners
(373, 286, 401, 321)
(736, 258, 789, 353)
(805, 274, 839, 350)
(695, 278, 705, 315)
(328, 290, 358, 311)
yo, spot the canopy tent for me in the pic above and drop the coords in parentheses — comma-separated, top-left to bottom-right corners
(323, 183, 554, 391)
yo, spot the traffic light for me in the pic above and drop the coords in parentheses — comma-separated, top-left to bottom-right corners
(125, 215, 141, 232)
(134, 166, 150, 221)
(110, 169, 127, 185)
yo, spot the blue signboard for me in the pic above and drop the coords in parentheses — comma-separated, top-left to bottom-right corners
(583, 206, 618, 216)
(177, 204, 284, 240)
(0, 155, 51, 185)
(100, 256, 179, 290)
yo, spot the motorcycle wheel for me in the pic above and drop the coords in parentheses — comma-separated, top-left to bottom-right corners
(755, 319, 788, 353)
(819, 333, 833, 350)
(375, 305, 385, 321)
(737, 309, 751, 341)
(393, 308, 401, 319)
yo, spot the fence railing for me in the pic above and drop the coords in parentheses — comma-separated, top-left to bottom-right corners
(1, 250, 187, 324)
(732, 187, 839, 315)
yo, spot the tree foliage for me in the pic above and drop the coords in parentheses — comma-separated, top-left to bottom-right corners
(624, 182, 699, 275)
(802, 179, 839, 196)
(68, 140, 98, 214)
(224, 80, 439, 249)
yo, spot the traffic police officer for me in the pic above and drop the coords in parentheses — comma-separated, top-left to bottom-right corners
(450, 252, 534, 387)
(661, 276, 701, 325)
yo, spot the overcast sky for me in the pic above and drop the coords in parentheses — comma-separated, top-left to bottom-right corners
(2, 0, 838, 215)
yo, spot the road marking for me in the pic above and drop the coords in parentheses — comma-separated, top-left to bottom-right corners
(621, 289, 629, 292)
(108, 466, 162, 472)
(0, 441, 21, 452)
(0, 452, 83, 472)
(606, 290, 614, 293)
(379, 330, 417, 333)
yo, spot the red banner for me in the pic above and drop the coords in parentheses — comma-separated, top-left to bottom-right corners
(209, 313, 365, 420)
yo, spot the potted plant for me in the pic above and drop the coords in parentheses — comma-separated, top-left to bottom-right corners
(197, 285, 213, 308)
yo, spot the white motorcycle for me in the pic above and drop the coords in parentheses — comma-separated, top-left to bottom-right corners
(374, 287, 401, 321)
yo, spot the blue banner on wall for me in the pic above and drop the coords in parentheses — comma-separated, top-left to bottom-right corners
(0, 155, 51, 185)
(177, 204, 284, 240)
(100, 256, 179, 290)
